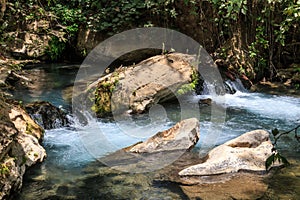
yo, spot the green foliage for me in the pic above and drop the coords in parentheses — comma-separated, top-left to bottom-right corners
(177, 84, 195, 95)
(91, 76, 119, 116)
(22, 156, 27, 165)
(45, 0, 177, 36)
(95, 1, 146, 33)
(45, 36, 66, 61)
(209, 0, 300, 80)
(210, 0, 248, 22)
(50, 3, 84, 36)
(1, 0, 178, 60)
(219, 47, 228, 60)
(266, 125, 300, 170)
(0, 0, 180, 60)
(276, 0, 300, 46)
(0, 163, 9, 176)
(177, 69, 199, 95)
(25, 122, 33, 135)
(266, 152, 290, 170)
(252, 1, 300, 78)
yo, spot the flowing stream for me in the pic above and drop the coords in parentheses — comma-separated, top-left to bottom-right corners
(14, 64, 300, 199)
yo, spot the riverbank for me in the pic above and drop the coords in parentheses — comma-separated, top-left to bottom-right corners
(0, 57, 69, 199)
(0, 96, 46, 199)
(251, 80, 300, 97)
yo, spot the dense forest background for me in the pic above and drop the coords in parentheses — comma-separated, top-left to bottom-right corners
(0, 0, 299, 87)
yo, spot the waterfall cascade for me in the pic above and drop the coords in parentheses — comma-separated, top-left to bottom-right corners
(201, 78, 247, 96)
(224, 78, 248, 94)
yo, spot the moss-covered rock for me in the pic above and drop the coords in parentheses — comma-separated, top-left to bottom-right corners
(92, 73, 120, 117)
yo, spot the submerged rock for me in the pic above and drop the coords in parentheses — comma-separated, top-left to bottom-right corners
(25, 101, 69, 129)
(179, 172, 269, 200)
(125, 118, 200, 153)
(198, 98, 212, 106)
(179, 129, 275, 176)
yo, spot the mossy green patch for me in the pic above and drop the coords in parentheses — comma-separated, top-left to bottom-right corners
(176, 68, 199, 96)
(0, 163, 9, 176)
(91, 74, 120, 117)
(25, 122, 34, 135)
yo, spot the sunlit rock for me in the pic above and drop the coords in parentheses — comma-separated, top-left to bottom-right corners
(12, 133, 46, 166)
(0, 98, 46, 199)
(179, 129, 275, 176)
(9, 104, 44, 140)
(125, 118, 200, 153)
(92, 53, 198, 117)
(101, 118, 199, 173)
(8, 102, 46, 166)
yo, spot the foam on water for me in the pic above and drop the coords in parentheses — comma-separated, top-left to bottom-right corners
(42, 111, 176, 168)
(43, 127, 94, 167)
(216, 92, 300, 123)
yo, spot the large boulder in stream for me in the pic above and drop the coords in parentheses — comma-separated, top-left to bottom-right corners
(179, 129, 275, 176)
(0, 98, 46, 199)
(92, 53, 198, 117)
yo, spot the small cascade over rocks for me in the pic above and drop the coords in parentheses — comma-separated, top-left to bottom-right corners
(201, 78, 248, 96)
(224, 78, 248, 94)
(199, 78, 248, 107)
(201, 81, 218, 96)
(200, 78, 246, 97)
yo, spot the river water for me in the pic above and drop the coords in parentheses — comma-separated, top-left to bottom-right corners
(14, 64, 300, 199)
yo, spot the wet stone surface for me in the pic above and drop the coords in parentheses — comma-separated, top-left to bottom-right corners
(25, 101, 70, 129)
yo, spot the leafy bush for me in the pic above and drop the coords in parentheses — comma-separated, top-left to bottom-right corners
(208, 0, 300, 80)
(45, 0, 177, 36)
(266, 125, 300, 170)
(177, 68, 199, 95)
(45, 36, 66, 61)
